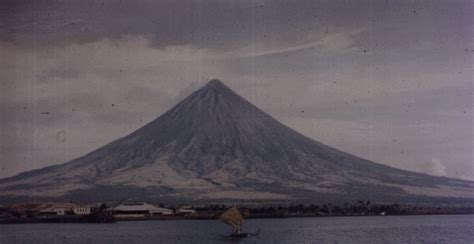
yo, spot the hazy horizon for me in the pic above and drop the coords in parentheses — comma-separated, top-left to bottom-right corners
(0, 0, 472, 180)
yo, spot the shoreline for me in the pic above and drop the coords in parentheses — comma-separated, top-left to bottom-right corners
(2, 201, 473, 224)
(1, 212, 473, 224)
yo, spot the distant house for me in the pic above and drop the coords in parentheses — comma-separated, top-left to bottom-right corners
(72, 207, 91, 215)
(38, 207, 71, 217)
(3, 202, 91, 219)
(113, 202, 173, 218)
(36, 203, 90, 217)
(175, 208, 196, 216)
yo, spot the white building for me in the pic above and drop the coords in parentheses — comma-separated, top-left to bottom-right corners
(37, 203, 91, 217)
(113, 202, 173, 218)
(38, 207, 68, 216)
(175, 208, 196, 216)
(72, 207, 91, 215)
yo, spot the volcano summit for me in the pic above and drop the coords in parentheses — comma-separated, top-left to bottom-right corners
(1, 80, 473, 205)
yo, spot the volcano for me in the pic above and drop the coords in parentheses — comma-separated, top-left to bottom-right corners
(1, 80, 473, 205)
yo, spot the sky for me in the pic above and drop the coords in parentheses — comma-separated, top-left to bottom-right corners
(0, 0, 472, 180)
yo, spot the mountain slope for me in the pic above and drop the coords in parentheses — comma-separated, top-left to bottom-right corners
(1, 80, 473, 205)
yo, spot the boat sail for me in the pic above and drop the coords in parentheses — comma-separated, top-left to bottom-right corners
(218, 206, 260, 238)
(218, 206, 244, 232)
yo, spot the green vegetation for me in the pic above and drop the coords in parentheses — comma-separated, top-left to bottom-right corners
(196, 201, 474, 218)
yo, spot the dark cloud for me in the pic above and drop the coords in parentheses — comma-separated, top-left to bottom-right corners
(4, 0, 469, 50)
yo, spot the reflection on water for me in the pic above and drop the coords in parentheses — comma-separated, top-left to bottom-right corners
(0, 215, 473, 243)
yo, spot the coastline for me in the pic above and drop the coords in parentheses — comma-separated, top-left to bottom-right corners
(1, 208, 473, 224)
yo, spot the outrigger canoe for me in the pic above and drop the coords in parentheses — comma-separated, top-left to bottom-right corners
(218, 206, 260, 238)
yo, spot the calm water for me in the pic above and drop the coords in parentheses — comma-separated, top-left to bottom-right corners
(0, 215, 473, 244)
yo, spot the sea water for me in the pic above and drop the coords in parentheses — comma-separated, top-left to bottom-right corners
(0, 215, 473, 243)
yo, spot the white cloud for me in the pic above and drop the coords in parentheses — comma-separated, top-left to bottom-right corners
(430, 158, 447, 177)
(230, 28, 364, 58)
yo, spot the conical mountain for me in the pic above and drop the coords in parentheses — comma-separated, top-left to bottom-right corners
(1, 80, 473, 205)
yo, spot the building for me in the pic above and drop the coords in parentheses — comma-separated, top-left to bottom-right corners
(72, 207, 91, 215)
(113, 202, 173, 218)
(38, 207, 70, 217)
(175, 208, 196, 216)
(36, 203, 91, 217)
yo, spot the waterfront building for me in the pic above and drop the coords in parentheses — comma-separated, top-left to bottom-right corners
(113, 202, 173, 218)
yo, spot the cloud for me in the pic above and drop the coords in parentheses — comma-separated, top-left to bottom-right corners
(232, 28, 364, 58)
(430, 158, 447, 176)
